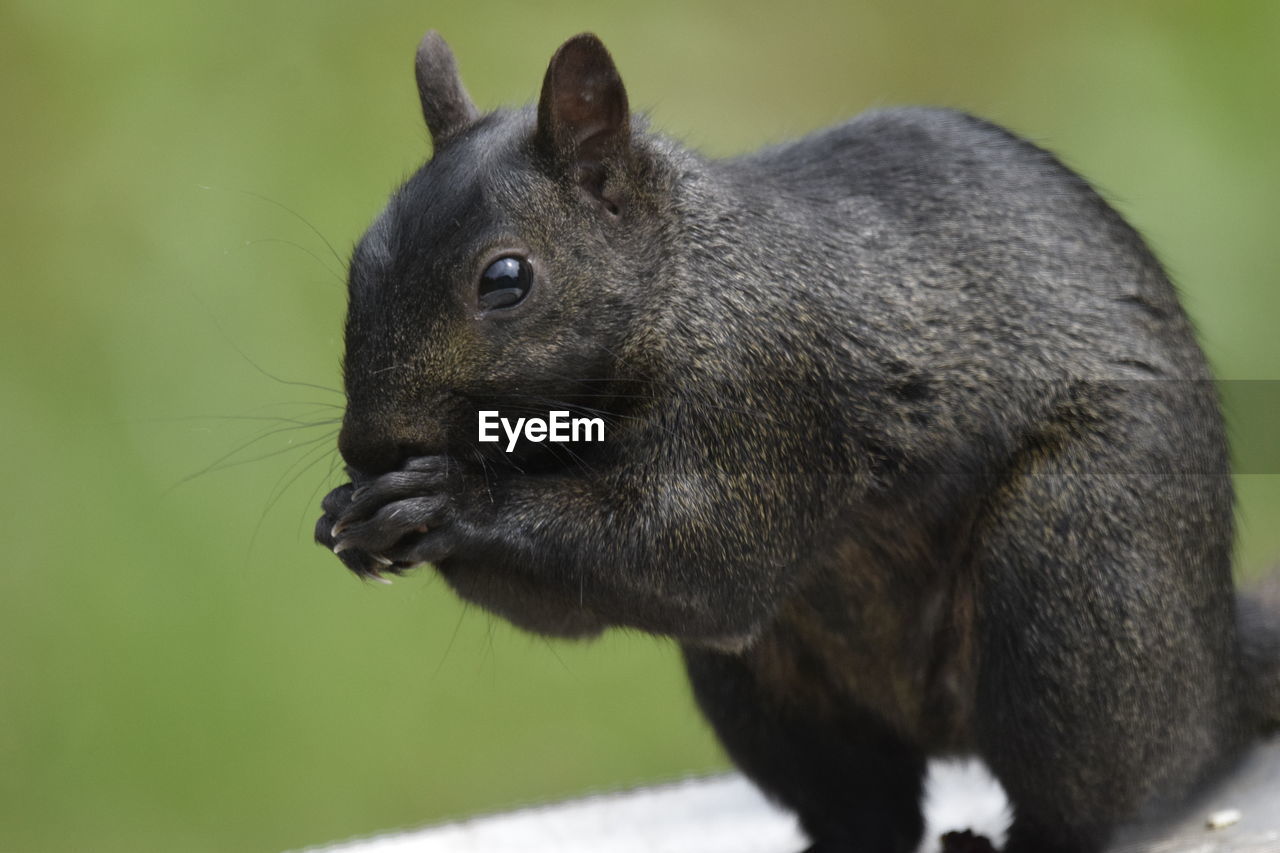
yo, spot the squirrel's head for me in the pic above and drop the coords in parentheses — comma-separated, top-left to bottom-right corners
(339, 32, 672, 478)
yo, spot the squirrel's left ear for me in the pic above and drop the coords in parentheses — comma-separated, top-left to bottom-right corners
(415, 31, 478, 147)
(535, 33, 630, 210)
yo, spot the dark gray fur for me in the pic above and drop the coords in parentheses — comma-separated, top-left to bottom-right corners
(317, 32, 1280, 853)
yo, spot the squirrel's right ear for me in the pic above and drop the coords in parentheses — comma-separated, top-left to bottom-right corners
(535, 34, 630, 210)
(415, 31, 478, 146)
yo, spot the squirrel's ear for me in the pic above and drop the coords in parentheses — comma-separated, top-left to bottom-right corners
(415, 31, 478, 146)
(535, 33, 630, 205)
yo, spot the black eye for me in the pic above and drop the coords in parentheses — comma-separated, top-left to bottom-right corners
(478, 256, 533, 311)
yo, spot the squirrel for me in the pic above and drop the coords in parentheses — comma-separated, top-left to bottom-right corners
(314, 31, 1280, 853)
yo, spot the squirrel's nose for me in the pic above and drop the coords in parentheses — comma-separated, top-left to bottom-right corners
(338, 415, 445, 478)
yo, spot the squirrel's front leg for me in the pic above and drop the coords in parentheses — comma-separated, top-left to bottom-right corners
(315, 452, 608, 578)
(318, 453, 624, 637)
(315, 451, 653, 637)
(316, 443, 800, 644)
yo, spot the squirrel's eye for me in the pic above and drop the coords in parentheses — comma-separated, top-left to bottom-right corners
(478, 256, 533, 311)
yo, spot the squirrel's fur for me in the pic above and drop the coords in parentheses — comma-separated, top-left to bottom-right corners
(316, 32, 1280, 853)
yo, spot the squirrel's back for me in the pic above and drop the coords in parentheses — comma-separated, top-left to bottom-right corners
(703, 107, 1205, 386)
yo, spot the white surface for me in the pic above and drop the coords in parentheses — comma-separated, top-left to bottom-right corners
(296, 739, 1280, 852)
(298, 761, 1011, 853)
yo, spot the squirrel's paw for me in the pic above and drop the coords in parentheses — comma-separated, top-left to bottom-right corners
(939, 830, 998, 853)
(314, 456, 460, 580)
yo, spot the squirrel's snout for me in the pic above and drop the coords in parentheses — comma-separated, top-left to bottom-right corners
(338, 413, 446, 478)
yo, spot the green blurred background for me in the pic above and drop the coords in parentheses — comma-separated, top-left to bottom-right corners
(2, 1, 1277, 850)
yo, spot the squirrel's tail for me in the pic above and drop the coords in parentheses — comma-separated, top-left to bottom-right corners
(1238, 572, 1280, 733)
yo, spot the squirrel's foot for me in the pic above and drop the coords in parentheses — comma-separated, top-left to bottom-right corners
(940, 829, 998, 853)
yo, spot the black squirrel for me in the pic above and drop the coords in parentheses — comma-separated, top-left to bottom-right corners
(314, 31, 1280, 853)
